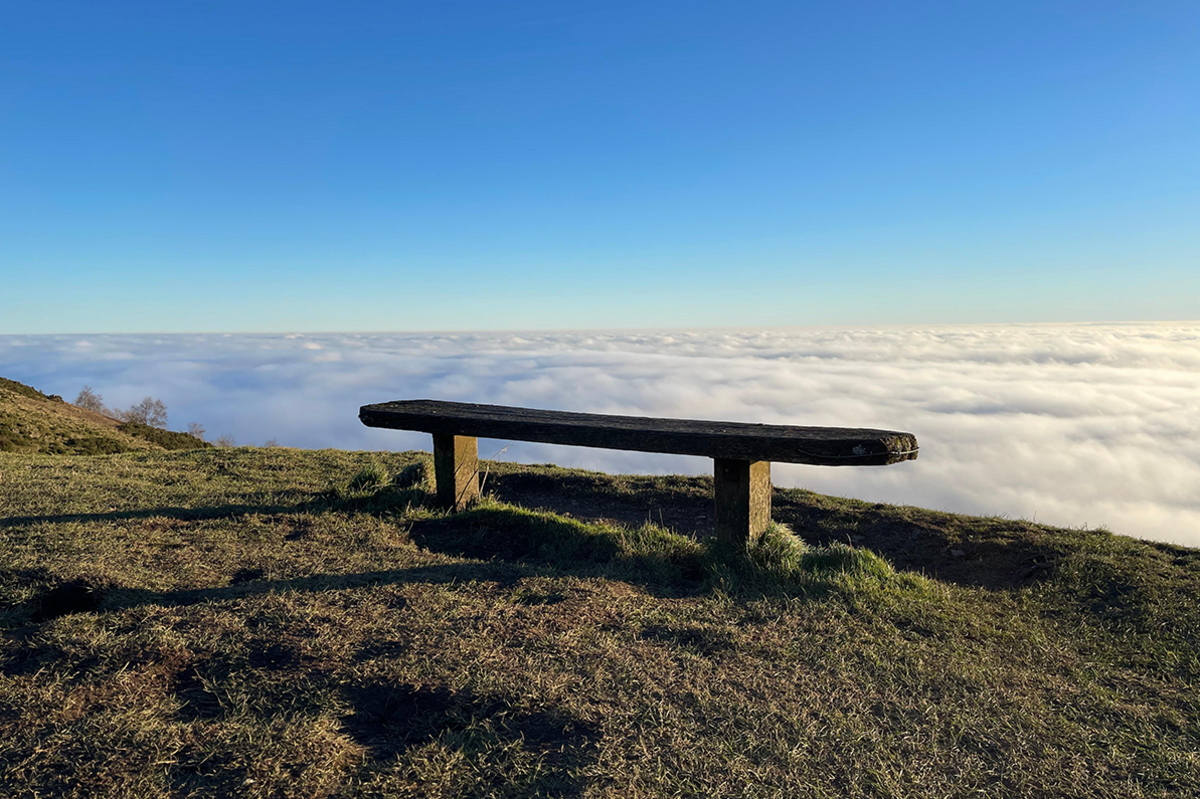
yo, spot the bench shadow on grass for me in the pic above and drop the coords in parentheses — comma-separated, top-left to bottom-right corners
(1, 482, 1072, 797)
(2, 472, 1071, 616)
(50, 561, 537, 620)
(11, 511, 704, 628)
(5, 495, 905, 635)
(3, 494, 608, 795)
(0, 502, 313, 528)
(167, 675, 599, 796)
(340, 681, 600, 796)
(2, 491, 868, 797)
(158, 640, 602, 796)
(487, 473, 1070, 592)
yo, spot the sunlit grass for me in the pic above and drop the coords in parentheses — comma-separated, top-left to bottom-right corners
(1, 447, 1198, 797)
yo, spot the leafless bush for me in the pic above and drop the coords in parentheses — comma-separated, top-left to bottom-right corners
(187, 422, 206, 441)
(74, 386, 107, 413)
(214, 434, 236, 448)
(121, 397, 168, 429)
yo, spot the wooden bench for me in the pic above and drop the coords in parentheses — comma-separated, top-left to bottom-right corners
(359, 399, 918, 544)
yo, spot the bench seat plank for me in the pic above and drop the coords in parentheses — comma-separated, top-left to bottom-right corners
(359, 400, 917, 466)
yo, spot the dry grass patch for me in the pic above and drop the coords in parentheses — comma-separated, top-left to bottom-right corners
(1, 448, 1198, 797)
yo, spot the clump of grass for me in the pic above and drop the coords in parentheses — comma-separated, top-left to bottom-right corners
(326, 459, 440, 520)
(744, 521, 810, 570)
(707, 522, 905, 599)
(346, 461, 391, 493)
(611, 521, 707, 584)
(403, 497, 707, 589)
(393, 459, 431, 490)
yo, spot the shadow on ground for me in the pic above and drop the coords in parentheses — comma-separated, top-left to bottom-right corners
(1, 471, 1084, 601)
(487, 471, 714, 537)
(341, 681, 599, 795)
(487, 472, 1071, 591)
(0, 562, 533, 633)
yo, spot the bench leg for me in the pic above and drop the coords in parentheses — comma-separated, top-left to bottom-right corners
(713, 458, 771, 545)
(432, 434, 480, 510)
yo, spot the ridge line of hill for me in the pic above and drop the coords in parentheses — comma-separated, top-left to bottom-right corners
(0, 375, 209, 454)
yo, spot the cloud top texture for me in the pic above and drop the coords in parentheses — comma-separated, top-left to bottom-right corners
(2, 323, 1197, 546)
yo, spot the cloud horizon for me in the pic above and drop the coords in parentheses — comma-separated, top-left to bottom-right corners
(3, 323, 1198, 547)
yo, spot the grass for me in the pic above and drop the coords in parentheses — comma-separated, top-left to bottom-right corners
(1, 380, 147, 455)
(0, 376, 60, 402)
(0, 379, 206, 455)
(116, 421, 210, 451)
(1, 444, 1198, 797)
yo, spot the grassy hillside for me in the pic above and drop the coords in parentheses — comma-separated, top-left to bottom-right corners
(1, 445, 1197, 798)
(0, 377, 208, 455)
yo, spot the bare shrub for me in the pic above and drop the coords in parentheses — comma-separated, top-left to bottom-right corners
(74, 386, 107, 413)
(122, 397, 168, 429)
(187, 422, 206, 441)
(214, 434, 236, 448)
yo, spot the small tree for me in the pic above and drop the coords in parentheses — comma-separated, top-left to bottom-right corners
(123, 397, 168, 429)
(187, 422, 206, 441)
(74, 386, 106, 413)
(214, 434, 236, 448)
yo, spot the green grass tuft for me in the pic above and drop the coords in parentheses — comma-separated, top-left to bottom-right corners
(705, 523, 909, 600)
(392, 459, 432, 490)
(347, 460, 392, 492)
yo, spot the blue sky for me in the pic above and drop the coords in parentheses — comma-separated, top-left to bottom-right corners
(3, 1, 1197, 333)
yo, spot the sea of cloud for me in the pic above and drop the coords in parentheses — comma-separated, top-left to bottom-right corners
(2, 324, 1198, 546)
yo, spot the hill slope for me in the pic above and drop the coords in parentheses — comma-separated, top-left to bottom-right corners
(0, 377, 207, 454)
(1, 445, 1197, 798)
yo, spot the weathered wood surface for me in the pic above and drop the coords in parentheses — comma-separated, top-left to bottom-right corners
(360, 400, 918, 466)
(714, 459, 772, 543)
(432, 433, 479, 510)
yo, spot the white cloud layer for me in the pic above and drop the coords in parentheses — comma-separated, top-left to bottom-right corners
(2, 324, 1198, 547)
